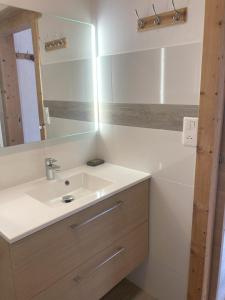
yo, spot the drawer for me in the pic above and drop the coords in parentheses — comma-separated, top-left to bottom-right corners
(11, 180, 149, 300)
(33, 222, 149, 300)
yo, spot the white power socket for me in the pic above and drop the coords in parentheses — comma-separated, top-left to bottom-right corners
(182, 117, 198, 147)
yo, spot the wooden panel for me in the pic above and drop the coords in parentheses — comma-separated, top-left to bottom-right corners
(0, 8, 45, 142)
(33, 222, 149, 300)
(0, 9, 41, 36)
(0, 237, 16, 300)
(187, 0, 225, 299)
(31, 16, 46, 140)
(209, 112, 225, 300)
(0, 34, 24, 146)
(208, 129, 225, 298)
(11, 181, 149, 300)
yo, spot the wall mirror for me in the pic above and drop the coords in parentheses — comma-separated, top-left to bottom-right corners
(0, 4, 96, 148)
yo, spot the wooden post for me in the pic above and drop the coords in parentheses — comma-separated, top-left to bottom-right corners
(187, 0, 225, 299)
(30, 15, 46, 140)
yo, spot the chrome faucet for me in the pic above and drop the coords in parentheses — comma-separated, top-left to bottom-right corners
(45, 158, 60, 180)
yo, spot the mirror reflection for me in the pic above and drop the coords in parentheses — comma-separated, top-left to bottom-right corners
(0, 4, 96, 148)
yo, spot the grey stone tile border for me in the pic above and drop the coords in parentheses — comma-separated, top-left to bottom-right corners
(44, 100, 95, 122)
(45, 101, 199, 131)
(99, 103, 199, 131)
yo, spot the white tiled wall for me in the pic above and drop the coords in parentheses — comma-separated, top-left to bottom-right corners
(0, 133, 97, 190)
(0, 147, 46, 190)
(39, 14, 95, 136)
(46, 118, 95, 139)
(97, 125, 196, 299)
(98, 125, 196, 185)
(128, 176, 194, 299)
(95, 0, 205, 299)
(42, 60, 94, 102)
(96, 0, 204, 56)
(98, 43, 202, 105)
(39, 15, 93, 65)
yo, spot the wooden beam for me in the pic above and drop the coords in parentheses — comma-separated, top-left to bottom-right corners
(187, 0, 225, 299)
(0, 9, 41, 36)
(208, 111, 225, 299)
(0, 34, 24, 146)
(31, 16, 46, 140)
(0, 8, 45, 141)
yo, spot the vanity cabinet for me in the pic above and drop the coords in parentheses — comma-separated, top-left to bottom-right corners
(0, 180, 149, 300)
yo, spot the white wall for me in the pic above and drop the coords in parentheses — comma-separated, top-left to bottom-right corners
(39, 16, 92, 65)
(46, 118, 94, 139)
(0, 133, 97, 190)
(38, 14, 93, 103)
(38, 14, 95, 137)
(95, 0, 205, 299)
(0, 0, 92, 23)
(96, 0, 204, 56)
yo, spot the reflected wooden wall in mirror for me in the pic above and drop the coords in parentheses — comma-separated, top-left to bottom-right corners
(0, 4, 96, 148)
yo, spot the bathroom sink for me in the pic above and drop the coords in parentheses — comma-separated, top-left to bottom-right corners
(27, 173, 112, 207)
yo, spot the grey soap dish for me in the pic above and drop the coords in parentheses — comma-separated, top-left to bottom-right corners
(87, 159, 105, 167)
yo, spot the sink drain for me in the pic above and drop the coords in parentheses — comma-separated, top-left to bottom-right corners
(62, 195, 75, 203)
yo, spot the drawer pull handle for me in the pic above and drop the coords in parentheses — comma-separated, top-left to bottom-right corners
(70, 201, 123, 230)
(73, 247, 125, 284)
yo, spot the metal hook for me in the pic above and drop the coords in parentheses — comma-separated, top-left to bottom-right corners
(152, 4, 161, 25)
(172, 0, 181, 22)
(135, 9, 145, 29)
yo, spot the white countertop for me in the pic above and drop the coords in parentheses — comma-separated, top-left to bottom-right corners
(0, 163, 151, 243)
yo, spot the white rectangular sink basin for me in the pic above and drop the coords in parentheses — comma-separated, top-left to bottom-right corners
(27, 173, 112, 207)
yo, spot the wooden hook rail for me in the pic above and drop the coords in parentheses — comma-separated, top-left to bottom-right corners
(137, 7, 188, 32)
(16, 52, 35, 61)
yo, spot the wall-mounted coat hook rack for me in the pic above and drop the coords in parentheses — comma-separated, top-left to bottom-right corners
(136, 2, 187, 32)
(135, 9, 145, 30)
(172, 0, 181, 22)
(152, 4, 161, 25)
(15, 52, 35, 61)
(45, 37, 67, 52)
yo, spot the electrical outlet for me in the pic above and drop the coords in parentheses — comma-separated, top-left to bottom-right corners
(182, 117, 198, 147)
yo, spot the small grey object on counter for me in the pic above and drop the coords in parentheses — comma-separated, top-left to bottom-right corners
(87, 159, 105, 167)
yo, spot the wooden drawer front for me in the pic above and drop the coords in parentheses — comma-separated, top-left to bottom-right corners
(33, 222, 148, 300)
(12, 181, 149, 300)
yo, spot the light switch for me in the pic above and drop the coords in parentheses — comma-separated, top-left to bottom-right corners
(182, 117, 198, 147)
(44, 107, 51, 125)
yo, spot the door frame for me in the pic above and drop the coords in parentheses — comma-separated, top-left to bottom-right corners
(187, 0, 225, 299)
(0, 7, 46, 142)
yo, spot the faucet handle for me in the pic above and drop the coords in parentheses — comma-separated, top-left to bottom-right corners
(45, 158, 57, 166)
(55, 165, 61, 171)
